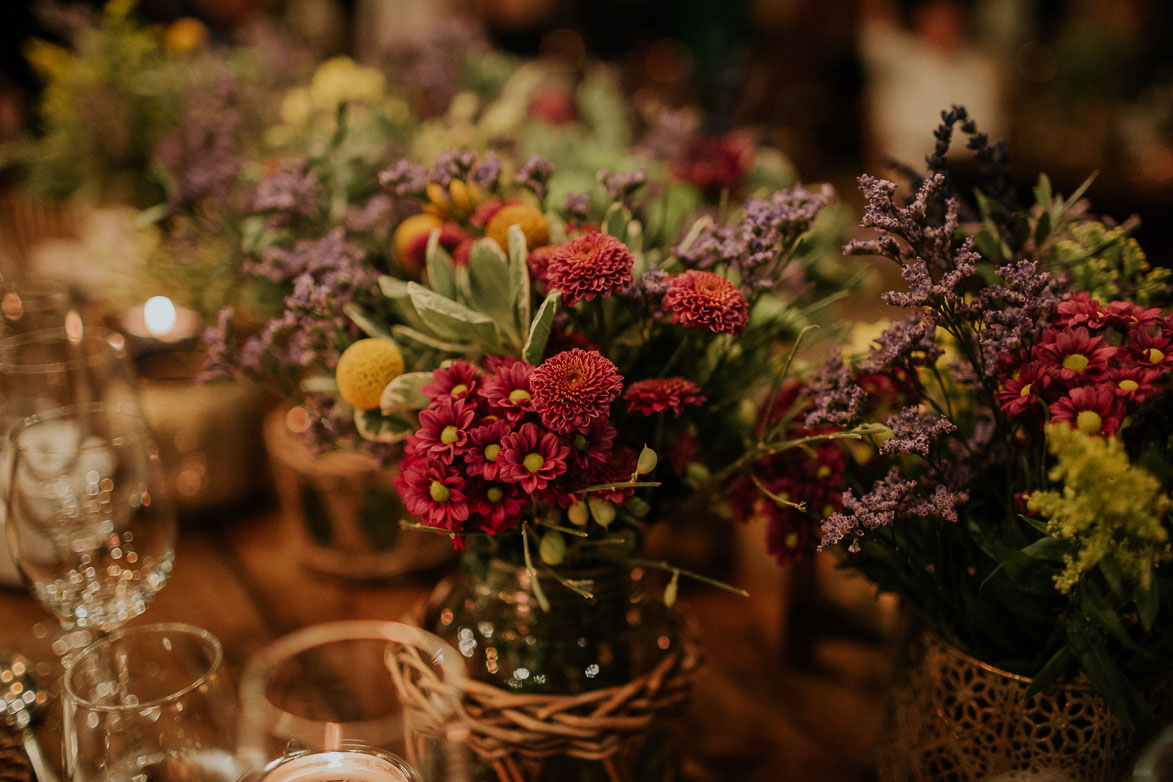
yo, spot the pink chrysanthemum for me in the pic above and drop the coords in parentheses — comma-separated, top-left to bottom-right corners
(582, 446, 639, 503)
(395, 458, 470, 532)
(1056, 292, 1105, 329)
(498, 422, 570, 493)
(422, 359, 482, 401)
(1033, 327, 1115, 382)
(464, 420, 511, 481)
(995, 361, 1051, 417)
(1109, 367, 1162, 402)
(662, 270, 749, 336)
(530, 349, 623, 434)
(468, 481, 526, 535)
(481, 360, 536, 420)
(545, 232, 634, 306)
(1049, 384, 1124, 436)
(565, 417, 616, 470)
(412, 397, 477, 465)
(624, 377, 706, 416)
(527, 245, 557, 282)
(1103, 301, 1162, 329)
(1125, 328, 1173, 370)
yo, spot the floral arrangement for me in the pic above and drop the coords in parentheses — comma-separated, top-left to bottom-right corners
(251, 144, 867, 600)
(784, 107, 1173, 731)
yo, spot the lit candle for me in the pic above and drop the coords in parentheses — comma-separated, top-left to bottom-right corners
(121, 295, 201, 345)
(254, 750, 417, 782)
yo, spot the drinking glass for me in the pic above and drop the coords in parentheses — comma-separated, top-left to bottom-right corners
(0, 278, 76, 337)
(5, 403, 176, 633)
(63, 623, 240, 782)
(237, 621, 469, 782)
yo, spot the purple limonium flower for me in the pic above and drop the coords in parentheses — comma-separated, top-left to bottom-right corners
(562, 191, 591, 221)
(879, 407, 957, 456)
(598, 168, 647, 204)
(819, 467, 916, 548)
(431, 148, 478, 187)
(198, 306, 237, 382)
(858, 314, 942, 375)
(379, 159, 429, 198)
(513, 155, 554, 203)
(254, 158, 319, 218)
(804, 348, 866, 427)
(469, 150, 502, 191)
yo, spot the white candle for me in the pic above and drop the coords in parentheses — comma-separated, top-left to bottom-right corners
(256, 751, 416, 782)
(121, 296, 201, 344)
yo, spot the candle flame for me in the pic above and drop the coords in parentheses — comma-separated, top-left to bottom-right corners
(143, 296, 178, 337)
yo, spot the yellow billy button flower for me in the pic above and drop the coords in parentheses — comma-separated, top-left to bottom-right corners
(335, 338, 405, 410)
(486, 205, 549, 253)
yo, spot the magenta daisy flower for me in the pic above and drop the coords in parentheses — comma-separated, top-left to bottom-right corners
(624, 377, 707, 416)
(498, 422, 570, 493)
(481, 360, 536, 420)
(1103, 301, 1162, 329)
(422, 359, 482, 401)
(995, 361, 1051, 417)
(1033, 327, 1115, 382)
(468, 481, 526, 535)
(464, 420, 511, 481)
(1049, 384, 1124, 436)
(394, 458, 470, 532)
(662, 270, 749, 336)
(1056, 292, 1105, 329)
(546, 232, 634, 306)
(1125, 328, 1173, 370)
(1109, 367, 1162, 402)
(412, 397, 477, 465)
(565, 417, 616, 470)
(530, 349, 623, 434)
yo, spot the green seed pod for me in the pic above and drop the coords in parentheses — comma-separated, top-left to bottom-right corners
(587, 497, 616, 528)
(539, 530, 566, 566)
(664, 571, 679, 608)
(624, 496, 651, 517)
(567, 500, 590, 526)
(636, 445, 658, 475)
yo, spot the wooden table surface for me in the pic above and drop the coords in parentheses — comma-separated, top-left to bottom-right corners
(0, 506, 893, 781)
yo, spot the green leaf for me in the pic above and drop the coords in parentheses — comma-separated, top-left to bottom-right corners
(1023, 647, 1073, 698)
(136, 203, 169, 227)
(467, 239, 517, 344)
(1137, 583, 1159, 632)
(379, 371, 431, 414)
(377, 275, 429, 332)
(1033, 173, 1053, 211)
(602, 202, 629, 242)
(1080, 587, 1152, 658)
(354, 409, 414, 443)
(625, 219, 644, 255)
(677, 215, 713, 256)
(1033, 210, 1052, 249)
(1061, 171, 1099, 213)
(407, 282, 503, 352)
(343, 302, 394, 339)
(1019, 536, 1070, 562)
(1100, 556, 1125, 597)
(507, 224, 531, 334)
(523, 291, 560, 364)
(1065, 613, 1153, 731)
(390, 325, 477, 354)
(299, 375, 338, 394)
(426, 229, 456, 299)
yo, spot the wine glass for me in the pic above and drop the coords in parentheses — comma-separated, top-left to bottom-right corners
(62, 622, 240, 781)
(5, 402, 176, 636)
(236, 621, 469, 782)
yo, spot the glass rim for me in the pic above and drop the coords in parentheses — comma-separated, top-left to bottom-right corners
(8, 401, 149, 454)
(63, 622, 224, 713)
(238, 620, 466, 738)
(0, 278, 72, 301)
(0, 326, 129, 375)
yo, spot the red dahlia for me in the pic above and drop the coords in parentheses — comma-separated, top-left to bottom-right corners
(624, 377, 706, 416)
(530, 349, 623, 434)
(662, 270, 749, 336)
(545, 232, 634, 306)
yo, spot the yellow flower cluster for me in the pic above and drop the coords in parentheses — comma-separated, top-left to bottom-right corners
(1027, 424, 1172, 593)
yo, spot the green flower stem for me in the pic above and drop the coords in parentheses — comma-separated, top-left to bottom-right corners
(712, 425, 888, 485)
(576, 479, 661, 494)
(521, 523, 551, 612)
(628, 557, 749, 597)
(535, 520, 589, 538)
(760, 324, 819, 444)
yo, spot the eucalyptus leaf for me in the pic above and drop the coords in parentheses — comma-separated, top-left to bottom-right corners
(603, 202, 629, 242)
(390, 325, 477, 354)
(379, 371, 432, 414)
(377, 275, 430, 332)
(426, 229, 457, 299)
(523, 291, 560, 364)
(354, 408, 414, 443)
(467, 239, 517, 344)
(507, 224, 531, 332)
(343, 302, 395, 339)
(408, 282, 503, 352)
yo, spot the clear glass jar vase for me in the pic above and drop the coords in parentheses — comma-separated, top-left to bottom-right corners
(425, 556, 698, 782)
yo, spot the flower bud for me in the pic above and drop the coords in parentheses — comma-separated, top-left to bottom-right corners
(664, 572, 679, 608)
(587, 497, 616, 528)
(567, 500, 590, 526)
(636, 445, 658, 475)
(539, 530, 566, 565)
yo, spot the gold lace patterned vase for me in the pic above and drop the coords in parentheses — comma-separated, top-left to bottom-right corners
(876, 633, 1170, 782)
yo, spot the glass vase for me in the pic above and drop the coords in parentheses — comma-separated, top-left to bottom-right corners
(425, 556, 699, 782)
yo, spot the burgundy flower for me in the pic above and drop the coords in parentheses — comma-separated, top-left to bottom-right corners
(581, 446, 639, 503)
(412, 397, 477, 465)
(451, 238, 474, 267)
(470, 199, 515, 228)
(624, 377, 706, 416)
(1103, 301, 1161, 329)
(1109, 366, 1162, 402)
(1056, 292, 1105, 329)
(422, 359, 481, 401)
(995, 361, 1052, 417)
(468, 481, 526, 535)
(404, 223, 468, 273)
(498, 422, 570, 493)
(1033, 327, 1114, 382)
(1125, 328, 1173, 370)
(530, 349, 623, 434)
(545, 232, 635, 306)
(464, 420, 511, 481)
(662, 270, 749, 336)
(527, 245, 557, 282)
(565, 417, 616, 470)
(481, 360, 535, 420)
(1049, 384, 1124, 436)
(395, 458, 470, 532)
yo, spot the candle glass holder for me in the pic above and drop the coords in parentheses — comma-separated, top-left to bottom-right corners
(237, 620, 469, 782)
